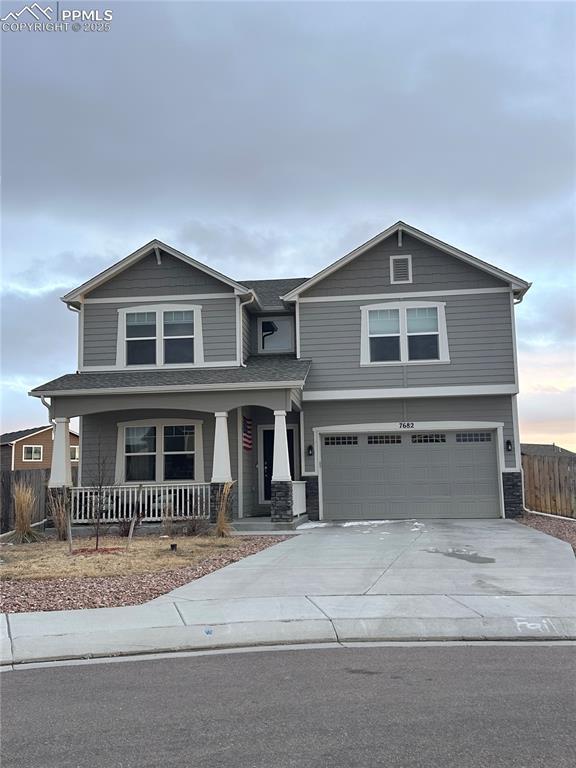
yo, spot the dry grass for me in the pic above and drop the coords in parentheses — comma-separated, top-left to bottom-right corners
(5, 482, 43, 544)
(47, 490, 69, 542)
(0, 535, 249, 581)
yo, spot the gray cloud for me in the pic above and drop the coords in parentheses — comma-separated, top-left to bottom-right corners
(1, 290, 77, 377)
(2, 2, 574, 224)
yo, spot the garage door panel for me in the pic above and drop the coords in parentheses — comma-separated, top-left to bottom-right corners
(321, 429, 500, 520)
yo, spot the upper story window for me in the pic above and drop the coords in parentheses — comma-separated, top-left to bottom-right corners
(70, 446, 80, 461)
(163, 311, 195, 364)
(126, 312, 157, 365)
(360, 301, 449, 366)
(257, 316, 294, 354)
(117, 305, 204, 368)
(22, 445, 42, 461)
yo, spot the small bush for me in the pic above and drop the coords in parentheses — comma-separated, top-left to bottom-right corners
(117, 519, 132, 537)
(186, 518, 210, 537)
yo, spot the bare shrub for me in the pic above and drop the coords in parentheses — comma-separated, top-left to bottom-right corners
(186, 518, 210, 537)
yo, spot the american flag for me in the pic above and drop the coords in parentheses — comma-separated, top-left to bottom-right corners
(242, 417, 253, 450)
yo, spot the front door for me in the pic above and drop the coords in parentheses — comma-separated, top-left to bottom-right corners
(261, 427, 296, 503)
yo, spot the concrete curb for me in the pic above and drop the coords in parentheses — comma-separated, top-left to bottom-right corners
(2, 608, 575, 666)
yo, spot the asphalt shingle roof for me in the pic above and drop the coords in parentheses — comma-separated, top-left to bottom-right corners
(0, 426, 52, 444)
(240, 277, 308, 310)
(31, 356, 311, 395)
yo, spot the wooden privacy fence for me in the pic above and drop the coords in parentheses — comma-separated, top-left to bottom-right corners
(521, 454, 575, 518)
(0, 468, 78, 533)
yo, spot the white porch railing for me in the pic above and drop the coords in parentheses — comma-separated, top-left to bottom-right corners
(292, 481, 307, 517)
(71, 483, 211, 523)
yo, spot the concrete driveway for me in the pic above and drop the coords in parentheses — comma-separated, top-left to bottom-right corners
(4, 519, 576, 664)
(167, 519, 576, 600)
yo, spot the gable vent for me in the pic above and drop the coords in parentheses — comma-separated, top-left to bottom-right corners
(390, 255, 412, 284)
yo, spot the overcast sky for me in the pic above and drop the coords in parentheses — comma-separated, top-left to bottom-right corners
(1, 1, 575, 448)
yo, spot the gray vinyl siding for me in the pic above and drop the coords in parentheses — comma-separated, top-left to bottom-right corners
(300, 292, 515, 390)
(86, 253, 235, 299)
(302, 233, 506, 297)
(83, 297, 237, 367)
(302, 395, 516, 471)
(81, 409, 239, 515)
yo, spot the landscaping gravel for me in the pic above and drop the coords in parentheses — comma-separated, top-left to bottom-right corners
(518, 513, 576, 553)
(0, 536, 287, 614)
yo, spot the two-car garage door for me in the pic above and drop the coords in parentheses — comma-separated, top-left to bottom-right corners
(321, 430, 501, 519)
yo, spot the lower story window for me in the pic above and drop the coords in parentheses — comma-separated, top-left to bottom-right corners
(164, 425, 195, 480)
(23, 445, 42, 461)
(122, 422, 201, 483)
(125, 426, 156, 481)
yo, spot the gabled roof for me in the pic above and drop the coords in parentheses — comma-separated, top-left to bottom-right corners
(0, 426, 52, 445)
(29, 356, 311, 397)
(62, 239, 254, 306)
(241, 277, 308, 311)
(0, 425, 79, 444)
(281, 221, 531, 301)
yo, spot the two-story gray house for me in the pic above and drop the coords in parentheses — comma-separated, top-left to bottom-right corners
(31, 221, 530, 525)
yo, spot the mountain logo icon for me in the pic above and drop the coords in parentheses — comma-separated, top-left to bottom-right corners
(0, 4, 53, 22)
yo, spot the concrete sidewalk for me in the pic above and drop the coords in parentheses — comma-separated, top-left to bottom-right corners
(2, 520, 576, 665)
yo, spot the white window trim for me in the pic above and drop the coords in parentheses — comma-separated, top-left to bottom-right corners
(390, 254, 413, 284)
(70, 445, 80, 462)
(114, 419, 205, 484)
(360, 301, 449, 366)
(116, 304, 205, 369)
(257, 315, 295, 354)
(22, 445, 43, 462)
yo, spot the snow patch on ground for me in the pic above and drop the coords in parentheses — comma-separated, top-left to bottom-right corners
(299, 519, 426, 530)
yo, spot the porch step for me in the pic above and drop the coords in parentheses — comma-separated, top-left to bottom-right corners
(233, 515, 309, 533)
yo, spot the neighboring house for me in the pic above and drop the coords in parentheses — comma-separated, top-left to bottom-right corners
(0, 426, 79, 472)
(30, 221, 530, 523)
(521, 443, 575, 458)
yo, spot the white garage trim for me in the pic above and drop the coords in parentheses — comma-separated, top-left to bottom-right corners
(314, 421, 506, 520)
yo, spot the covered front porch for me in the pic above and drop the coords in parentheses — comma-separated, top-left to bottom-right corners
(40, 384, 309, 527)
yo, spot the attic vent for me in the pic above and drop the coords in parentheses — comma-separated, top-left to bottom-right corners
(390, 255, 412, 284)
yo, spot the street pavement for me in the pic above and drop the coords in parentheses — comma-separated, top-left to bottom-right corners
(2, 519, 576, 664)
(2, 645, 575, 767)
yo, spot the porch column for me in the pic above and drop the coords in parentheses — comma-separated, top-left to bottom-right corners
(49, 417, 72, 488)
(270, 410, 293, 524)
(272, 410, 292, 481)
(211, 412, 232, 483)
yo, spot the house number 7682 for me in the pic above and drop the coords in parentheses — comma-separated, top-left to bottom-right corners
(398, 422, 415, 429)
